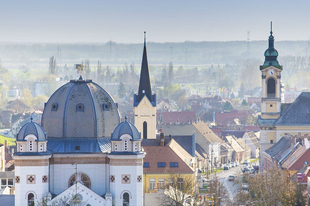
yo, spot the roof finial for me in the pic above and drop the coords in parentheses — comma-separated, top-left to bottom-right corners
(144, 31, 146, 46)
(125, 116, 128, 121)
(30, 116, 33, 122)
(270, 21, 273, 35)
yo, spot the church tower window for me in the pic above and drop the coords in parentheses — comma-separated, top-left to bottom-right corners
(29, 140, 33, 152)
(143, 121, 147, 139)
(267, 78, 276, 98)
(124, 140, 128, 151)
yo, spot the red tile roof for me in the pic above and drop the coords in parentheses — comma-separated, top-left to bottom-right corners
(289, 148, 310, 171)
(159, 111, 196, 125)
(143, 141, 194, 174)
(215, 111, 249, 125)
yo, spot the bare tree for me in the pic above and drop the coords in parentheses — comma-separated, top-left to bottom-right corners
(161, 172, 196, 206)
(234, 166, 306, 206)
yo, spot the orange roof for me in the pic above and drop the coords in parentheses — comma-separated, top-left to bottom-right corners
(143, 140, 194, 174)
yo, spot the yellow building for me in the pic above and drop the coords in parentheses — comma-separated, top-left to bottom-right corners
(259, 24, 310, 170)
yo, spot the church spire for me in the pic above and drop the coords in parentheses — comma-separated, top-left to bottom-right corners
(137, 31, 153, 103)
(262, 22, 281, 69)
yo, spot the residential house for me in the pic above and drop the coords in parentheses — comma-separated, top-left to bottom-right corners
(242, 131, 260, 158)
(235, 138, 251, 161)
(142, 135, 196, 205)
(220, 142, 233, 164)
(263, 134, 294, 170)
(160, 121, 222, 168)
(224, 135, 245, 163)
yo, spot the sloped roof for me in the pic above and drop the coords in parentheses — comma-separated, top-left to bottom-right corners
(236, 138, 251, 151)
(275, 92, 310, 126)
(281, 143, 308, 170)
(289, 147, 310, 171)
(6, 99, 30, 110)
(222, 130, 246, 138)
(159, 111, 196, 125)
(143, 143, 194, 174)
(225, 135, 244, 153)
(245, 131, 260, 148)
(215, 111, 248, 125)
(192, 121, 222, 143)
(265, 136, 292, 162)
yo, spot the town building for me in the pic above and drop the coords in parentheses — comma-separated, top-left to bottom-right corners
(11, 37, 149, 206)
(259, 24, 310, 170)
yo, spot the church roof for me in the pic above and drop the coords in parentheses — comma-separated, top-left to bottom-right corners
(17, 120, 46, 141)
(41, 79, 120, 139)
(275, 92, 310, 126)
(47, 137, 111, 153)
(261, 22, 282, 70)
(111, 118, 141, 140)
(134, 32, 156, 106)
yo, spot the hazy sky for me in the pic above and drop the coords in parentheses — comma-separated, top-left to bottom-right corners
(0, 0, 310, 43)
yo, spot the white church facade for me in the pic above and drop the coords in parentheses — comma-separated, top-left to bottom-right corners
(12, 39, 149, 206)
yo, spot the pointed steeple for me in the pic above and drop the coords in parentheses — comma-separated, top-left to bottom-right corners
(262, 22, 281, 69)
(137, 31, 154, 103)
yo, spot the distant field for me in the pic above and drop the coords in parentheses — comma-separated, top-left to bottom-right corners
(0, 135, 16, 146)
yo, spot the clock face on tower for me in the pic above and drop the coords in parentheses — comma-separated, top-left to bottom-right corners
(268, 69, 275, 76)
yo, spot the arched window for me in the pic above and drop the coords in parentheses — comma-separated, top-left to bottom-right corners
(68, 172, 91, 189)
(143, 121, 147, 139)
(76, 103, 84, 112)
(124, 140, 128, 151)
(51, 103, 58, 111)
(28, 193, 34, 206)
(267, 78, 276, 98)
(29, 140, 33, 152)
(123, 192, 130, 206)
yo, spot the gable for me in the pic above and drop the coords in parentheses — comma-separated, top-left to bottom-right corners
(49, 182, 110, 205)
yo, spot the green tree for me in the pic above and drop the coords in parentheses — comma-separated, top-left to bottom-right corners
(118, 82, 126, 98)
(223, 101, 234, 111)
(32, 95, 49, 110)
(230, 92, 235, 99)
(21, 88, 33, 107)
(239, 82, 245, 99)
(241, 99, 249, 106)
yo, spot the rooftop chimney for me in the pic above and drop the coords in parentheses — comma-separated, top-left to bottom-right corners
(160, 132, 165, 146)
(192, 134, 196, 158)
(5, 140, 7, 148)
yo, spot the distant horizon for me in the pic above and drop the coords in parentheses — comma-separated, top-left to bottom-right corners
(1, 0, 310, 43)
(0, 39, 309, 45)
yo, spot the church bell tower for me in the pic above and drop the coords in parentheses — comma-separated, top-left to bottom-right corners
(260, 22, 282, 120)
(134, 32, 157, 139)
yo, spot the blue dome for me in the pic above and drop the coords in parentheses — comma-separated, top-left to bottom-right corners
(111, 119, 141, 140)
(17, 121, 46, 141)
(41, 79, 120, 139)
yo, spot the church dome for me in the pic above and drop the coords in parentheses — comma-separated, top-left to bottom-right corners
(111, 118, 141, 140)
(41, 79, 120, 139)
(17, 120, 46, 141)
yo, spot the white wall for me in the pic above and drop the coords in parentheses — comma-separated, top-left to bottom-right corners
(15, 165, 49, 206)
(49, 163, 109, 196)
(110, 165, 143, 206)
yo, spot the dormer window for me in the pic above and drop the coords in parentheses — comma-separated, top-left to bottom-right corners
(51, 103, 58, 111)
(103, 103, 109, 111)
(76, 103, 84, 112)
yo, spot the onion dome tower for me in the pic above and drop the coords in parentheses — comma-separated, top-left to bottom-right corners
(108, 117, 145, 206)
(13, 119, 51, 206)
